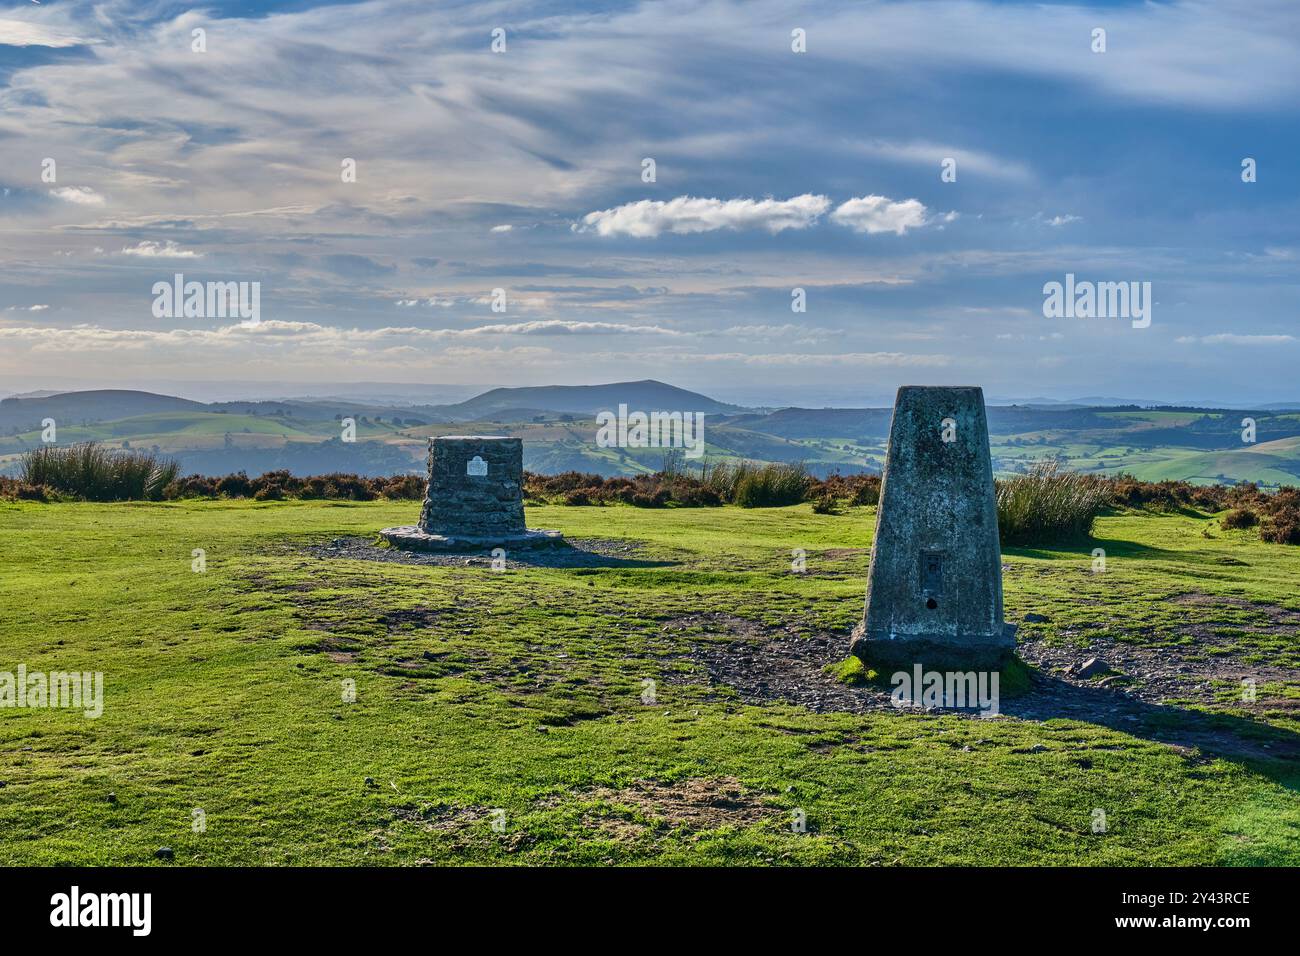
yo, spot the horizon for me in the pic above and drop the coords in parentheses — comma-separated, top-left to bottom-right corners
(5, 376, 1300, 412)
(3, 1, 1298, 404)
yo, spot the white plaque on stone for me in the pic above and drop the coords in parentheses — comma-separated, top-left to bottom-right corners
(466, 456, 488, 477)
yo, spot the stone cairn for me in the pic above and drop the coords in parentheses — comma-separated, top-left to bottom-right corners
(380, 436, 561, 551)
(851, 386, 1015, 668)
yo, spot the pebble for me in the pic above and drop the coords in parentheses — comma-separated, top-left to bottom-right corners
(154, 847, 174, 861)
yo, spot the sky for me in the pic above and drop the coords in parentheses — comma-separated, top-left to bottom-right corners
(0, 0, 1297, 406)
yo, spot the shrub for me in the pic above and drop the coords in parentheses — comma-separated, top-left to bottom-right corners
(251, 470, 301, 497)
(1220, 507, 1258, 530)
(811, 493, 841, 515)
(524, 471, 605, 498)
(1260, 507, 1300, 545)
(15, 483, 49, 502)
(19, 442, 179, 501)
(163, 474, 219, 499)
(850, 477, 881, 506)
(670, 483, 722, 507)
(630, 488, 669, 508)
(216, 472, 253, 497)
(819, 472, 881, 506)
(377, 474, 425, 500)
(996, 459, 1109, 546)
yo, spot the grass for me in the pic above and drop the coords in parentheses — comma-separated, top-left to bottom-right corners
(0, 498, 1297, 865)
(20, 442, 180, 501)
(996, 459, 1110, 545)
(706, 460, 811, 507)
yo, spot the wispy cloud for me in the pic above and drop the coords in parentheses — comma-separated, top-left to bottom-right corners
(119, 240, 201, 258)
(49, 187, 105, 207)
(1176, 333, 1297, 346)
(0, 17, 91, 48)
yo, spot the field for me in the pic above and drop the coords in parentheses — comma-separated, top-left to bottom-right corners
(1, 499, 1298, 865)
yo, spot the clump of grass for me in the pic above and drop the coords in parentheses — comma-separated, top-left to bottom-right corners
(996, 459, 1108, 546)
(717, 460, 811, 508)
(822, 657, 877, 686)
(20, 442, 179, 501)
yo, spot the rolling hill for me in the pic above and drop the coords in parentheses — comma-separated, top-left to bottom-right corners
(438, 380, 743, 420)
(0, 389, 205, 432)
(3, 382, 1300, 485)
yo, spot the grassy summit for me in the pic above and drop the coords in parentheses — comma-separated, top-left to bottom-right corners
(0, 499, 1296, 865)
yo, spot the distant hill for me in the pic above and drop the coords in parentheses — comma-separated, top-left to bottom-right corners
(3, 382, 1300, 486)
(436, 380, 743, 420)
(0, 389, 206, 432)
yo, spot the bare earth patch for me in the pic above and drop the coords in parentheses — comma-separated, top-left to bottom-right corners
(377, 779, 776, 852)
(304, 535, 674, 569)
(380, 803, 534, 854)
(540, 776, 777, 838)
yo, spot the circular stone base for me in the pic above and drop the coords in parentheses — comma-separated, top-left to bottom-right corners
(379, 526, 563, 552)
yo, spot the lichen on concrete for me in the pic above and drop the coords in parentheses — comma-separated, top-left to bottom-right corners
(851, 385, 1015, 668)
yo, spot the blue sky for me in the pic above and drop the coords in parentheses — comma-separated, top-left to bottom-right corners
(0, 0, 1297, 405)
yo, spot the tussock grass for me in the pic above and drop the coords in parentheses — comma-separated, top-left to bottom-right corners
(996, 459, 1109, 546)
(706, 460, 811, 508)
(20, 442, 179, 501)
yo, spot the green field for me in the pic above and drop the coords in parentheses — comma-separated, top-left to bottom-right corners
(1, 500, 1297, 865)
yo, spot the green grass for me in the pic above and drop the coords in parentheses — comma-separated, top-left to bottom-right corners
(1, 499, 1297, 865)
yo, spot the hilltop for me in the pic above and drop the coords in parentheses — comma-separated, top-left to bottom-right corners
(438, 380, 742, 419)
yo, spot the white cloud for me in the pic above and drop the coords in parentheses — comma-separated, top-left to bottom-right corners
(579, 194, 830, 238)
(49, 186, 105, 206)
(490, 224, 514, 233)
(830, 196, 934, 235)
(119, 240, 202, 258)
